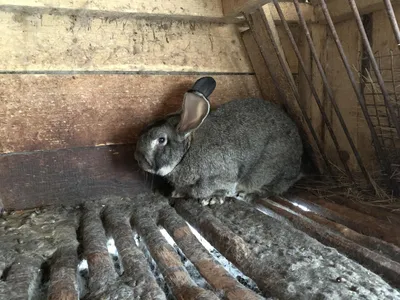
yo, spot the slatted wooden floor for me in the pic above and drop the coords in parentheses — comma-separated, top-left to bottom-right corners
(1, 189, 399, 300)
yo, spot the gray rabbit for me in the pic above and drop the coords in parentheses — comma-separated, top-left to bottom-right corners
(134, 77, 303, 206)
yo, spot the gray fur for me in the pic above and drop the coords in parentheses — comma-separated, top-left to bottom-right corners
(135, 98, 303, 204)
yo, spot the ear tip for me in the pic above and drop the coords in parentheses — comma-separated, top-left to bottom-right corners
(191, 76, 217, 98)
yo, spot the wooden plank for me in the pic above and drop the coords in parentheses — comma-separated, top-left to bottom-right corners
(0, 144, 151, 210)
(0, 0, 225, 22)
(0, 75, 261, 153)
(314, 0, 389, 24)
(0, 11, 253, 73)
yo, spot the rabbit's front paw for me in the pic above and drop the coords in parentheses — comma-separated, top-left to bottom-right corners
(199, 197, 225, 206)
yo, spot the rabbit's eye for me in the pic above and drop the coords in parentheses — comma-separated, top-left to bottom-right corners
(158, 137, 166, 144)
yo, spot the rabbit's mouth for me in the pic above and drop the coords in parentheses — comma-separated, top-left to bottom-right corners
(134, 150, 154, 172)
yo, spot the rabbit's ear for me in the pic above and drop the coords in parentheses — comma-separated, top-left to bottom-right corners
(177, 92, 210, 136)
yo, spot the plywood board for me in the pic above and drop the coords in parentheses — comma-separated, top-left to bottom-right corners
(0, 0, 225, 22)
(0, 11, 253, 73)
(0, 74, 262, 153)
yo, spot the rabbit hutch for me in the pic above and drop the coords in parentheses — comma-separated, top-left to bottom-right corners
(1, 0, 400, 299)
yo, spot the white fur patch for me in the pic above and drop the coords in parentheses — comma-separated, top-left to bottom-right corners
(157, 165, 174, 176)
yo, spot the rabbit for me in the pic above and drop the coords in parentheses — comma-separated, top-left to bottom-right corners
(134, 77, 304, 206)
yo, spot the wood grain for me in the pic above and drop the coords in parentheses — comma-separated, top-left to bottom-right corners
(0, 0, 225, 21)
(0, 144, 151, 210)
(0, 75, 261, 153)
(0, 11, 252, 73)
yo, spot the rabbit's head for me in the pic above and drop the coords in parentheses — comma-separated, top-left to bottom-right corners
(134, 77, 216, 176)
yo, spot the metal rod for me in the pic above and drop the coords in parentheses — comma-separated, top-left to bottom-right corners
(348, 0, 400, 140)
(288, 0, 373, 187)
(390, 50, 400, 148)
(383, 0, 400, 48)
(272, 0, 356, 185)
(318, 0, 393, 179)
(246, 10, 335, 177)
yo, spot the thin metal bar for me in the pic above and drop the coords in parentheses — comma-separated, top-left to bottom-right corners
(273, 0, 356, 184)
(246, 10, 335, 177)
(390, 50, 400, 127)
(382, 0, 400, 48)
(348, 0, 400, 140)
(318, 0, 393, 180)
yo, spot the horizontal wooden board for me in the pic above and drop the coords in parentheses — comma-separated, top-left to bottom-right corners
(0, 0, 225, 21)
(0, 74, 262, 153)
(0, 11, 253, 73)
(0, 144, 164, 210)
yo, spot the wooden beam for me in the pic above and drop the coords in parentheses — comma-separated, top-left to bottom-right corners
(314, 0, 389, 24)
(0, 0, 226, 22)
(0, 75, 261, 153)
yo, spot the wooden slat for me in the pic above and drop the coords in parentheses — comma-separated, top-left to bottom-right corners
(132, 209, 220, 300)
(0, 145, 150, 210)
(259, 198, 400, 287)
(0, 0, 225, 22)
(0, 75, 261, 153)
(267, 196, 400, 263)
(103, 206, 167, 299)
(0, 11, 252, 73)
(314, 0, 389, 24)
(290, 192, 400, 247)
(160, 206, 263, 300)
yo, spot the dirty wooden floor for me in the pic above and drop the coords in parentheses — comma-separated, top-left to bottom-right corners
(0, 192, 399, 300)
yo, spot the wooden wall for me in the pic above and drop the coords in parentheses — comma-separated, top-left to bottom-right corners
(242, 1, 400, 185)
(0, 3, 263, 210)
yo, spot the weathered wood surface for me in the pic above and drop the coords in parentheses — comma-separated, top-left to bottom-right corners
(0, 0, 225, 22)
(176, 197, 400, 298)
(259, 198, 400, 287)
(103, 206, 167, 299)
(47, 246, 80, 300)
(0, 11, 252, 73)
(132, 205, 220, 300)
(0, 144, 152, 210)
(0, 75, 261, 153)
(160, 206, 263, 300)
(267, 196, 400, 263)
(290, 192, 400, 247)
